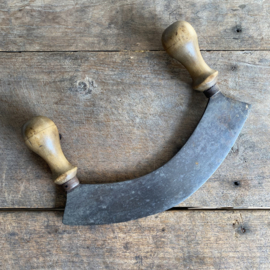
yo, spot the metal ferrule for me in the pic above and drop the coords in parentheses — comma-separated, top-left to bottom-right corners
(62, 176, 80, 193)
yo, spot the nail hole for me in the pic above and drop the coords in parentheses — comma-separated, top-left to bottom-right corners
(233, 25, 242, 34)
(65, 185, 68, 188)
(234, 181, 240, 186)
(162, 228, 166, 232)
(241, 227, 246, 233)
(59, 133, 62, 140)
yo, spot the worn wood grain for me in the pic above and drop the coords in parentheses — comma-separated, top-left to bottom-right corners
(162, 21, 218, 91)
(22, 116, 79, 186)
(0, 0, 269, 51)
(0, 210, 269, 269)
(0, 50, 269, 208)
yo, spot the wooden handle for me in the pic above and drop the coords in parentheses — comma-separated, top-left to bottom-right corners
(22, 116, 77, 185)
(162, 21, 218, 91)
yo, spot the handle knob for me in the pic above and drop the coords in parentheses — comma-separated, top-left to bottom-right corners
(22, 116, 78, 190)
(162, 21, 218, 91)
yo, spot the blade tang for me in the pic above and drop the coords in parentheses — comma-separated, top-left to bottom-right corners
(203, 84, 220, 98)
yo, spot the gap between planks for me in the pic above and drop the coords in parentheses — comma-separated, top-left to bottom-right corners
(1, 49, 270, 54)
(0, 207, 270, 212)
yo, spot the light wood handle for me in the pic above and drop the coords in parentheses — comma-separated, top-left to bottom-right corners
(22, 116, 77, 185)
(162, 21, 218, 91)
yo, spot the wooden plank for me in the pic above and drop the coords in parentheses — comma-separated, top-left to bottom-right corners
(0, 210, 270, 269)
(0, 0, 269, 51)
(0, 50, 269, 208)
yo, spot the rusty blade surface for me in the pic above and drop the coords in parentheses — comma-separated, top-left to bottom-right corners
(63, 92, 250, 225)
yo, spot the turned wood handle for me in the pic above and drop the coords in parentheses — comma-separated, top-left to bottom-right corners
(22, 116, 77, 186)
(162, 21, 218, 91)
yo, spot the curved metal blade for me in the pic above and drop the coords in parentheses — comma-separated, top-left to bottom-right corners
(63, 92, 250, 225)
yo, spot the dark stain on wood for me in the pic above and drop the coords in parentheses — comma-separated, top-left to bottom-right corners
(239, 4, 246, 9)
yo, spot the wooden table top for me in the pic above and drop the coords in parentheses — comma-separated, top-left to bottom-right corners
(1, 1, 270, 269)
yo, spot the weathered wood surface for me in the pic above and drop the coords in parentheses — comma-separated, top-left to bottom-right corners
(1, 0, 270, 269)
(0, 51, 269, 208)
(1, 210, 269, 269)
(0, 0, 269, 51)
